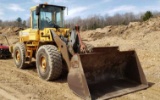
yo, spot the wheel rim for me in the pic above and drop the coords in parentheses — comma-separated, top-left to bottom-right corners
(15, 50, 20, 63)
(40, 56, 47, 72)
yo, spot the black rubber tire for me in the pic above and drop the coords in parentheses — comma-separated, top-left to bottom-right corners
(13, 42, 26, 69)
(36, 45, 62, 81)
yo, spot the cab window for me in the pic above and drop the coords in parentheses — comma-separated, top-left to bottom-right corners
(32, 10, 38, 29)
(39, 6, 64, 30)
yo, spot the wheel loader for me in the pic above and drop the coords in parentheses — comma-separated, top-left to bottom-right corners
(9, 3, 148, 100)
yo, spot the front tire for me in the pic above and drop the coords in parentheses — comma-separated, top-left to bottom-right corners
(13, 42, 26, 69)
(36, 45, 62, 81)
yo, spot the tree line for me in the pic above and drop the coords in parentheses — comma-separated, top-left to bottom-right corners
(65, 11, 158, 31)
(0, 11, 158, 30)
(0, 17, 27, 27)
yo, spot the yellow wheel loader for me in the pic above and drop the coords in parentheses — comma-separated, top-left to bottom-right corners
(10, 3, 148, 100)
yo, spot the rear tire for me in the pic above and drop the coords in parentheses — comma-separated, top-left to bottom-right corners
(36, 45, 62, 81)
(13, 42, 27, 69)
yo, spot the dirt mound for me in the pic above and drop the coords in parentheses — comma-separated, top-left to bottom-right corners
(0, 26, 24, 35)
(82, 16, 160, 41)
(0, 27, 24, 45)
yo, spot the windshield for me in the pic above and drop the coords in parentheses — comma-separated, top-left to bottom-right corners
(39, 5, 64, 29)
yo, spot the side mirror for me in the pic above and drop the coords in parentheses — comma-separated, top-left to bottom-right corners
(36, 6, 40, 15)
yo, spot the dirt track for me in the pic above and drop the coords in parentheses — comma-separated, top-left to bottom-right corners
(0, 17, 160, 100)
(0, 59, 80, 100)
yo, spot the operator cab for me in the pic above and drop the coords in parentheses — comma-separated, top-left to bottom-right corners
(32, 4, 65, 30)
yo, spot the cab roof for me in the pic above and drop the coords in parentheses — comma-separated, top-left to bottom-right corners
(30, 4, 66, 11)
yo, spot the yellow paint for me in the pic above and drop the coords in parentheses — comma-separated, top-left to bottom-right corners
(30, 6, 37, 11)
(16, 4, 70, 62)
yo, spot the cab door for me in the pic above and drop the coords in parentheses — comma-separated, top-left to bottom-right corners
(29, 10, 39, 41)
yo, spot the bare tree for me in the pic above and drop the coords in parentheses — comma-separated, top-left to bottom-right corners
(65, 11, 155, 31)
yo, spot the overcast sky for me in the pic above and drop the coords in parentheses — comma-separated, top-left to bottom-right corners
(0, 0, 160, 20)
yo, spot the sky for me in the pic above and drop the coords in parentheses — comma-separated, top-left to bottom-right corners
(0, 0, 160, 21)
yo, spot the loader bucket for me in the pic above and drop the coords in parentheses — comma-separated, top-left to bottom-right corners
(68, 47, 148, 100)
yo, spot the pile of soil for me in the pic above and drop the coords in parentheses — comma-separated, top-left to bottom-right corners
(0, 27, 24, 45)
(82, 17, 160, 41)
